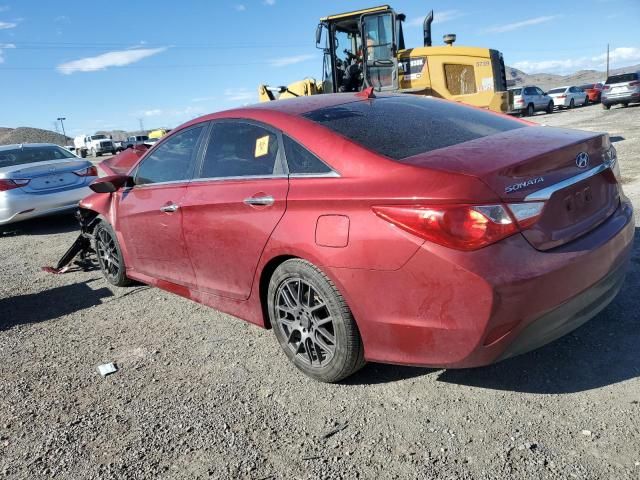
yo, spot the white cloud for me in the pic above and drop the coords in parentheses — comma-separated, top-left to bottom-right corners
(235, 4, 246, 11)
(143, 109, 163, 117)
(224, 88, 254, 102)
(269, 54, 314, 67)
(484, 15, 560, 33)
(0, 42, 15, 63)
(513, 47, 640, 74)
(407, 10, 463, 27)
(57, 47, 167, 74)
(0, 20, 16, 29)
(263, 0, 276, 5)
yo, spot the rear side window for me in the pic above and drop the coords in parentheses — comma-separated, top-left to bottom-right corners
(198, 122, 282, 179)
(511, 88, 522, 95)
(135, 126, 204, 185)
(302, 96, 525, 160)
(283, 136, 332, 175)
(444, 64, 477, 95)
(606, 73, 638, 84)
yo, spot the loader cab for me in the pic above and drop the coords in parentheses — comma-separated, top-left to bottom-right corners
(317, 5, 403, 94)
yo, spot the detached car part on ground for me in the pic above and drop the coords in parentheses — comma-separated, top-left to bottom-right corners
(0, 143, 97, 226)
(48, 92, 634, 383)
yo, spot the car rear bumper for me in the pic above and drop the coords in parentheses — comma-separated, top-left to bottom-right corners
(0, 185, 93, 225)
(602, 91, 640, 104)
(328, 198, 634, 368)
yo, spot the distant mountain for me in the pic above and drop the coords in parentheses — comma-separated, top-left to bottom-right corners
(0, 127, 70, 146)
(506, 64, 640, 90)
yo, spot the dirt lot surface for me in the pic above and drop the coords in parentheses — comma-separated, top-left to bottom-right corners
(1, 104, 639, 479)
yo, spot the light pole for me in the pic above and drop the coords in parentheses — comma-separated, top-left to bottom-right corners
(57, 117, 67, 144)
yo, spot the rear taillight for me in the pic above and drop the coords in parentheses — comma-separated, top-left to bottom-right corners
(73, 166, 98, 177)
(558, 95, 567, 98)
(373, 203, 545, 251)
(604, 145, 621, 182)
(603, 85, 611, 90)
(629, 81, 640, 87)
(0, 179, 30, 192)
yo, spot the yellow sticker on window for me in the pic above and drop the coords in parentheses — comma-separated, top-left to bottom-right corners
(255, 135, 270, 158)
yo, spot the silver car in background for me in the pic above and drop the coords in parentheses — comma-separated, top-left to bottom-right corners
(508, 85, 554, 116)
(0, 143, 97, 226)
(602, 71, 640, 109)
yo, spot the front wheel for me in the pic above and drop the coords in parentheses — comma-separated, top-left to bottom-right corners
(546, 101, 554, 114)
(268, 259, 365, 383)
(602, 103, 611, 110)
(94, 221, 132, 287)
(569, 98, 575, 109)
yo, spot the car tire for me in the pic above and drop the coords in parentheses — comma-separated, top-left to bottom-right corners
(526, 103, 534, 116)
(583, 97, 589, 106)
(268, 258, 365, 383)
(602, 103, 611, 110)
(569, 98, 575, 109)
(623, 102, 629, 108)
(94, 221, 132, 287)
(546, 101, 554, 114)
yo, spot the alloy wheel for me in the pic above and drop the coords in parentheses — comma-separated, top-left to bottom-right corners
(96, 228, 121, 281)
(274, 277, 336, 367)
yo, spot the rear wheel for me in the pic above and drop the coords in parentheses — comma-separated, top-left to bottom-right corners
(526, 103, 534, 116)
(546, 101, 554, 114)
(602, 103, 611, 110)
(94, 221, 132, 287)
(583, 96, 589, 106)
(623, 102, 629, 108)
(569, 98, 575, 109)
(268, 259, 365, 383)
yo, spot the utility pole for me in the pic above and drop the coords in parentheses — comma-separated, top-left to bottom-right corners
(57, 117, 67, 144)
(606, 43, 610, 79)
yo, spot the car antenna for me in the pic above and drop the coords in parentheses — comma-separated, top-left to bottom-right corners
(356, 87, 376, 99)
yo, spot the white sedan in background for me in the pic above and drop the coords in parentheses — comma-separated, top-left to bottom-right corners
(546, 86, 588, 109)
(0, 143, 97, 226)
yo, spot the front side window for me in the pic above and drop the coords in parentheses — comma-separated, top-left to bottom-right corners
(444, 64, 477, 95)
(283, 136, 332, 175)
(135, 125, 205, 185)
(198, 122, 281, 179)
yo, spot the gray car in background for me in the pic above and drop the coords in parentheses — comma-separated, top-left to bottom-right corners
(508, 85, 554, 116)
(602, 71, 640, 109)
(0, 144, 97, 226)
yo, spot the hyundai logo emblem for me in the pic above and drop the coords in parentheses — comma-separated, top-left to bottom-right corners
(576, 152, 590, 169)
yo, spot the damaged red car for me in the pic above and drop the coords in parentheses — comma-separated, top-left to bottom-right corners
(71, 93, 634, 382)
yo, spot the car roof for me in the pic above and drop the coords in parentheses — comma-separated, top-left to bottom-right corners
(0, 143, 62, 151)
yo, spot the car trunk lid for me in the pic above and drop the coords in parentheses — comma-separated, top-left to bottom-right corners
(401, 126, 620, 251)
(5, 159, 89, 192)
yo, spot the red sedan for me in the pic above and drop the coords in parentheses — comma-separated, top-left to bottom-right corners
(82, 93, 634, 382)
(580, 83, 604, 103)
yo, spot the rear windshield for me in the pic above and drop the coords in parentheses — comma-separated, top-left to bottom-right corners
(606, 73, 638, 84)
(0, 146, 75, 168)
(302, 96, 525, 160)
(579, 84, 594, 89)
(547, 88, 566, 94)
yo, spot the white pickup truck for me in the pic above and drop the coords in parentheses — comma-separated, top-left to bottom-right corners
(73, 134, 116, 158)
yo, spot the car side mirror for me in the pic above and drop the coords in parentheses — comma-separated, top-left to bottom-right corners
(90, 174, 131, 193)
(315, 24, 322, 47)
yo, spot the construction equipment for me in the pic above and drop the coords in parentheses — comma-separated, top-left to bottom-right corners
(258, 5, 509, 113)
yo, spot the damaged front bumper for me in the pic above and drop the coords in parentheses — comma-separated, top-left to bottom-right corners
(42, 209, 99, 274)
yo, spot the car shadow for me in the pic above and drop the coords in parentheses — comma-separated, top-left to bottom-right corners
(0, 280, 113, 331)
(0, 213, 79, 237)
(348, 227, 640, 393)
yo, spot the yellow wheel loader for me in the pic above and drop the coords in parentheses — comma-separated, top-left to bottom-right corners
(258, 5, 510, 113)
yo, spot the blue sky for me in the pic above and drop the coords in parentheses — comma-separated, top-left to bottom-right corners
(1, 0, 638, 135)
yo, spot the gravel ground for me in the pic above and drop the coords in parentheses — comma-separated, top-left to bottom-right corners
(1, 105, 639, 479)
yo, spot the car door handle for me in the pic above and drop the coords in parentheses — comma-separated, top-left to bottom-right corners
(160, 203, 179, 213)
(244, 195, 274, 207)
